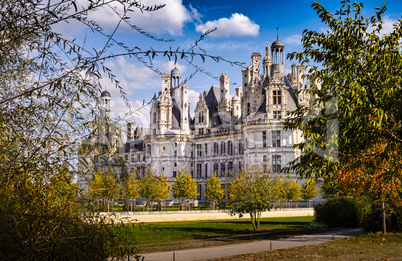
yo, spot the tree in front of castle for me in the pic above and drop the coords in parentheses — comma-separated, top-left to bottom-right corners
(205, 172, 225, 210)
(172, 169, 199, 210)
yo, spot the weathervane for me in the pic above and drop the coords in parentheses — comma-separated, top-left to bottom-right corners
(276, 27, 279, 40)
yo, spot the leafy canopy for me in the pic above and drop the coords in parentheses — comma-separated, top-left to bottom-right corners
(285, 1, 402, 206)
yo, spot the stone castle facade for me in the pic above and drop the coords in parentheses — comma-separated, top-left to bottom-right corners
(79, 39, 316, 200)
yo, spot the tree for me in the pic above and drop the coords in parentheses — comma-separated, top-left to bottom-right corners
(139, 168, 171, 211)
(228, 167, 275, 230)
(205, 172, 225, 210)
(301, 178, 318, 207)
(89, 167, 121, 212)
(285, 0, 402, 234)
(123, 172, 140, 211)
(172, 169, 198, 210)
(0, 0, 240, 258)
(280, 175, 301, 208)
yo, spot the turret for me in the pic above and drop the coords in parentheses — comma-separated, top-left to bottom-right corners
(263, 42, 272, 77)
(271, 38, 285, 78)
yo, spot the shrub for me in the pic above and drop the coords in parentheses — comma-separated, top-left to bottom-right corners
(361, 202, 402, 232)
(314, 197, 361, 227)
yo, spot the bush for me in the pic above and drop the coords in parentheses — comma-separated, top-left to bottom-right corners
(361, 202, 402, 232)
(314, 197, 361, 227)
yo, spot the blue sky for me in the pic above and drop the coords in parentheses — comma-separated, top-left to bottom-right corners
(57, 0, 402, 126)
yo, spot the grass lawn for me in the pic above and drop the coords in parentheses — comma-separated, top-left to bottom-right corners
(117, 216, 316, 253)
(213, 232, 402, 261)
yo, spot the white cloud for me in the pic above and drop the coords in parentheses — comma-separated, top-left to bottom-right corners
(87, 0, 191, 35)
(117, 57, 157, 84)
(283, 34, 301, 46)
(189, 4, 203, 24)
(381, 16, 397, 35)
(187, 89, 200, 117)
(195, 13, 259, 37)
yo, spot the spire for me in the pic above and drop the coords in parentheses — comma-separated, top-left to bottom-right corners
(276, 27, 279, 40)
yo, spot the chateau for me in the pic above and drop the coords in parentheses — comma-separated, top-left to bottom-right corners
(79, 39, 315, 200)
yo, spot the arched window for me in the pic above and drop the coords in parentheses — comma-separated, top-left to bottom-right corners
(214, 142, 219, 156)
(221, 141, 226, 155)
(214, 162, 219, 175)
(227, 140, 233, 155)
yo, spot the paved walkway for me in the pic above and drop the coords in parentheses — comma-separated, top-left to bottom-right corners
(141, 228, 363, 261)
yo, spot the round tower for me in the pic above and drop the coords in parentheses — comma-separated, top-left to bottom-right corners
(271, 39, 285, 78)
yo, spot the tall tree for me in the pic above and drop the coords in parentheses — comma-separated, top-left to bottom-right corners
(205, 172, 225, 210)
(123, 172, 140, 211)
(228, 167, 275, 230)
(285, 0, 402, 234)
(280, 175, 301, 208)
(301, 178, 318, 207)
(139, 168, 171, 211)
(172, 169, 199, 210)
(89, 167, 121, 212)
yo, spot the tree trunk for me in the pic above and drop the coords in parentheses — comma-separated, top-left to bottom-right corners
(250, 212, 257, 230)
(382, 201, 386, 235)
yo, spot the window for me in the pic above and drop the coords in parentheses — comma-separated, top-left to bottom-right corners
(228, 162, 233, 173)
(174, 150, 177, 157)
(173, 171, 177, 177)
(214, 162, 219, 175)
(175, 142, 178, 147)
(174, 162, 177, 167)
(227, 141, 233, 155)
(198, 111, 204, 123)
(221, 142, 226, 155)
(272, 130, 281, 147)
(205, 163, 208, 177)
(131, 154, 135, 162)
(273, 111, 282, 119)
(153, 112, 157, 123)
(262, 131, 267, 148)
(137, 153, 140, 162)
(199, 128, 204, 135)
(272, 155, 281, 172)
(205, 144, 208, 157)
(239, 140, 243, 154)
(221, 163, 226, 176)
(191, 150, 193, 158)
(239, 161, 242, 171)
(214, 142, 219, 156)
(196, 144, 202, 157)
(196, 164, 202, 178)
(125, 154, 128, 161)
(263, 155, 268, 171)
(273, 90, 282, 105)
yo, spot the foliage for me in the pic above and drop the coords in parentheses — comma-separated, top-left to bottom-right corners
(204, 172, 225, 210)
(280, 175, 302, 201)
(361, 202, 402, 232)
(124, 172, 141, 199)
(228, 167, 275, 230)
(301, 178, 318, 200)
(139, 168, 171, 210)
(314, 197, 361, 227)
(172, 169, 199, 210)
(285, 0, 402, 233)
(89, 167, 121, 200)
(0, 0, 242, 258)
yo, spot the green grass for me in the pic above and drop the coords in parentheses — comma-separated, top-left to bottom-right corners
(116, 216, 316, 253)
(213, 232, 402, 261)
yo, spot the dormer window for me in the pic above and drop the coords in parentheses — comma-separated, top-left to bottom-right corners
(273, 90, 282, 105)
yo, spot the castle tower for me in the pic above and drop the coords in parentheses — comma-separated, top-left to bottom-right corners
(162, 73, 171, 93)
(127, 122, 135, 141)
(263, 42, 272, 77)
(171, 67, 181, 88)
(219, 73, 230, 104)
(100, 90, 111, 121)
(251, 52, 261, 80)
(271, 38, 285, 78)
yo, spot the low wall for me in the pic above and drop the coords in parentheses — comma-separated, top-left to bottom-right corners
(100, 208, 314, 223)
